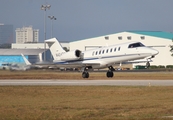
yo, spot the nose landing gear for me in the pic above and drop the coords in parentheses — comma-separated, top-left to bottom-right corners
(146, 61, 150, 68)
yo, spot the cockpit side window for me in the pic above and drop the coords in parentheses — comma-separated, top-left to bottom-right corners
(128, 42, 144, 48)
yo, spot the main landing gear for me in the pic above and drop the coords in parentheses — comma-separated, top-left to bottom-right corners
(106, 66, 114, 78)
(82, 66, 115, 78)
(82, 71, 89, 78)
(82, 67, 89, 78)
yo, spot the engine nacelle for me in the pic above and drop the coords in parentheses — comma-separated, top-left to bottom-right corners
(60, 49, 82, 61)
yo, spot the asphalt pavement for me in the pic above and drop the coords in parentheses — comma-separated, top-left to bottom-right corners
(0, 80, 173, 86)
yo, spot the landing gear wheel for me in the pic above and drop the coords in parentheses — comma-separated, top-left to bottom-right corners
(82, 71, 89, 78)
(146, 62, 150, 68)
(106, 71, 114, 78)
(108, 66, 115, 71)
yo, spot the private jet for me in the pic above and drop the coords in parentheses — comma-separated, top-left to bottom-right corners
(45, 38, 159, 78)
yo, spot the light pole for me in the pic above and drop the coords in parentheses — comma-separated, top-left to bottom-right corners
(48, 16, 56, 38)
(41, 4, 51, 61)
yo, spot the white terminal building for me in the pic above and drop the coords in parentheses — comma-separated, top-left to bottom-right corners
(15, 26, 39, 43)
(70, 31, 173, 67)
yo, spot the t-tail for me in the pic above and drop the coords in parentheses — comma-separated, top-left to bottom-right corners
(45, 38, 66, 61)
(45, 38, 82, 62)
(21, 54, 31, 65)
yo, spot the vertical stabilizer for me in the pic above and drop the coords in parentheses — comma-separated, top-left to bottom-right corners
(45, 38, 66, 60)
(21, 54, 31, 65)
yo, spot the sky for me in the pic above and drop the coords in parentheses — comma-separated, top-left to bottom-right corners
(1, 0, 173, 42)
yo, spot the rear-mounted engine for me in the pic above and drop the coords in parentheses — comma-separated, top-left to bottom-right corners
(60, 49, 82, 61)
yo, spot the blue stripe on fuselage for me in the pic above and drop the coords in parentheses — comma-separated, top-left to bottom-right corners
(54, 53, 142, 64)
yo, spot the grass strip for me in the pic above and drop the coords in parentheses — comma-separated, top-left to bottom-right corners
(0, 86, 173, 120)
(0, 70, 173, 80)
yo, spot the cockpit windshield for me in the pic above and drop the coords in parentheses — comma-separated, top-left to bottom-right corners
(128, 42, 145, 48)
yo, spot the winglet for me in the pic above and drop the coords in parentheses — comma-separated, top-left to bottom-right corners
(21, 54, 31, 65)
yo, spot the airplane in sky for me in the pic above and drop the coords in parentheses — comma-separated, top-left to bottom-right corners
(45, 38, 159, 78)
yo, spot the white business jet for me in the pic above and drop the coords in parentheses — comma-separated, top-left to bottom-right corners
(45, 38, 159, 78)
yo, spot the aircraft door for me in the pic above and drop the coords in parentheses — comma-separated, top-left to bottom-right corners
(136, 47, 140, 56)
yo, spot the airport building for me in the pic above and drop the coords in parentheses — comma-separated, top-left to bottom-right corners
(70, 31, 173, 67)
(0, 49, 51, 69)
(0, 41, 69, 68)
(0, 24, 13, 44)
(11, 41, 69, 50)
(15, 26, 39, 43)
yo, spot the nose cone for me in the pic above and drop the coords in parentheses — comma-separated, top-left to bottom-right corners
(151, 49, 159, 56)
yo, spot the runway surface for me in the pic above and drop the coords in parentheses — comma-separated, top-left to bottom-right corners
(0, 80, 173, 86)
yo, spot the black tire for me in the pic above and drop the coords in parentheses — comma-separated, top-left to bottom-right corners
(86, 72, 89, 78)
(106, 71, 114, 78)
(106, 71, 111, 78)
(82, 71, 89, 78)
(82, 72, 86, 78)
(110, 71, 114, 77)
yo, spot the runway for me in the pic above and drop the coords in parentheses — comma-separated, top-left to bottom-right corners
(0, 80, 173, 86)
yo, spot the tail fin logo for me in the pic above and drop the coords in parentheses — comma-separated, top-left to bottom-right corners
(56, 52, 65, 57)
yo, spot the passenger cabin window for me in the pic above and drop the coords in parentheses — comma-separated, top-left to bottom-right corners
(95, 51, 98, 55)
(106, 49, 109, 53)
(99, 50, 101, 54)
(102, 50, 105, 54)
(114, 48, 116, 52)
(118, 47, 121, 51)
(110, 48, 112, 52)
(128, 42, 144, 48)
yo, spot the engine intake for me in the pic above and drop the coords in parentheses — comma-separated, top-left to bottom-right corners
(60, 49, 82, 61)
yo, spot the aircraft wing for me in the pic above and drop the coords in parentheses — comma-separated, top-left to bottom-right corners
(147, 45, 166, 47)
(120, 59, 152, 64)
(53, 60, 101, 68)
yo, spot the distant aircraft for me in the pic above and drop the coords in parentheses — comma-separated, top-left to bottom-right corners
(9, 64, 31, 71)
(9, 54, 31, 71)
(45, 38, 159, 78)
(0, 63, 12, 70)
(10, 54, 53, 71)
